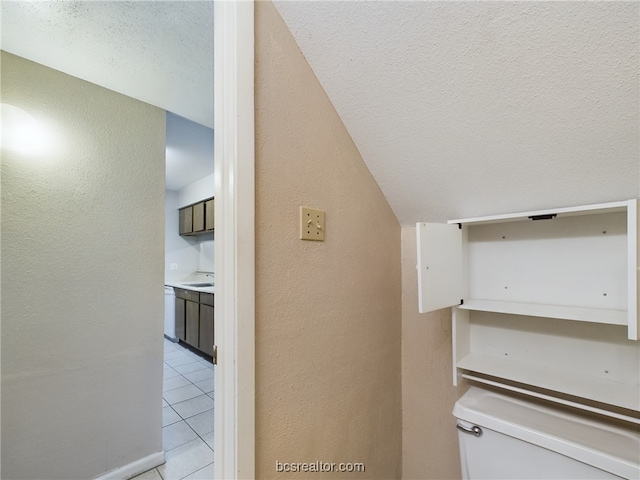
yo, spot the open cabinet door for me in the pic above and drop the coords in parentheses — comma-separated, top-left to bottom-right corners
(416, 222, 464, 313)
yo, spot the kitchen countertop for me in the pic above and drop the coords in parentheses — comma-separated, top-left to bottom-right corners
(165, 280, 214, 294)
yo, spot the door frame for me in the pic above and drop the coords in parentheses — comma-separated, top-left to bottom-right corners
(213, 1, 255, 479)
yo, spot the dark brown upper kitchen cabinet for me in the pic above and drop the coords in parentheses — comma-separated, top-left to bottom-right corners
(179, 197, 214, 237)
(179, 206, 193, 235)
(205, 199, 214, 231)
(192, 202, 205, 233)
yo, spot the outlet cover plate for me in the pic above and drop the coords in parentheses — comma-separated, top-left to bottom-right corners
(300, 207, 325, 241)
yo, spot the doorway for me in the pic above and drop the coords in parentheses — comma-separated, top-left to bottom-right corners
(0, 1, 254, 478)
(156, 110, 216, 479)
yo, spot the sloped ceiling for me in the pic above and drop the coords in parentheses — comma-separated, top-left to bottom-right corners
(274, 1, 639, 224)
(0, 1, 214, 128)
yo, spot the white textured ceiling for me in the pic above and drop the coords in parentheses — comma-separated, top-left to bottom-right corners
(0, 1, 214, 128)
(1, 0, 214, 190)
(275, 1, 640, 224)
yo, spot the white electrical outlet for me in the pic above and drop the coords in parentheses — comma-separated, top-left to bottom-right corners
(170, 263, 178, 270)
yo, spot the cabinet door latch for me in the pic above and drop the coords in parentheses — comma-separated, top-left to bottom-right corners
(528, 214, 557, 221)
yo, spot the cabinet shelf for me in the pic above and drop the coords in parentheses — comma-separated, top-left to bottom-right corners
(459, 299, 627, 326)
(457, 353, 640, 411)
(418, 199, 639, 412)
(449, 201, 630, 226)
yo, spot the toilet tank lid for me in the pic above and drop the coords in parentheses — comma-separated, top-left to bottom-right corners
(453, 387, 640, 479)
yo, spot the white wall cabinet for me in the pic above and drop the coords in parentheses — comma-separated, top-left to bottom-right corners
(417, 200, 639, 413)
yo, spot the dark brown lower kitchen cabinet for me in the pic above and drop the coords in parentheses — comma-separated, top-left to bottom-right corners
(175, 297, 186, 341)
(199, 304, 214, 356)
(185, 300, 200, 347)
(173, 287, 214, 359)
(174, 287, 198, 343)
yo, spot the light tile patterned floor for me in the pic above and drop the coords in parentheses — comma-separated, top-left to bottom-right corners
(132, 339, 215, 480)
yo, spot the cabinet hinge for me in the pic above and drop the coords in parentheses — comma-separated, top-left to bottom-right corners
(528, 214, 557, 221)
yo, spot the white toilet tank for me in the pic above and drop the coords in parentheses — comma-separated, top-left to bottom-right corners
(454, 387, 640, 480)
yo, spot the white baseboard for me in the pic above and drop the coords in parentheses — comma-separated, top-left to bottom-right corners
(94, 451, 165, 480)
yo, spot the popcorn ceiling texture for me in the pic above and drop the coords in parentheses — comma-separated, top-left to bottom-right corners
(255, 2, 402, 478)
(4, 1, 631, 224)
(0, 1, 214, 127)
(274, 1, 640, 224)
(1, 52, 165, 479)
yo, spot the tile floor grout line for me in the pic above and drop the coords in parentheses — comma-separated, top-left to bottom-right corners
(163, 421, 201, 454)
(191, 417, 214, 453)
(162, 404, 182, 428)
(178, 461, 214, 480)
(162, 374, 194, 394)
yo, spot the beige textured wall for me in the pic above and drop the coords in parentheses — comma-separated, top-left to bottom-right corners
(255, 2, 402, 478)
(401, 226, 468, 479)
(1, 52, 165, 479)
